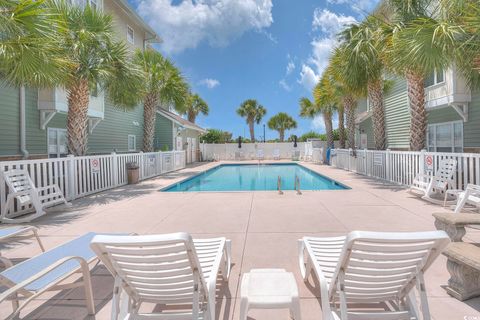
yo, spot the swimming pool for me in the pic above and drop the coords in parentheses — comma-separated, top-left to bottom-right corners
(163, 164, 348, 192)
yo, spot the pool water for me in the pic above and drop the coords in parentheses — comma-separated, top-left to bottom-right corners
(163, 164, 348, 192)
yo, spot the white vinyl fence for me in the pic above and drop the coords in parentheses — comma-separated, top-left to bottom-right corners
(0, 151, 186, 215)
(331, 149, 480, 190)
(201, 142, 313, 161)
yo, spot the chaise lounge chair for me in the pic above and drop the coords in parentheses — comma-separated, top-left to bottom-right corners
(90, 232, 232, 320)
(256, 149, 264, 160)
(273, 149, 280, 160)
(409, 159, 457, 204)
(1, 169, 70, 223)
(453, 184, 480, 213)
(0, 232, 110, 319)
(298, 230, 450, 320)
(0, 226, 45, 268)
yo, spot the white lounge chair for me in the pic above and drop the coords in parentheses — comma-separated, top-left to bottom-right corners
(256, 149, 264, 160)
(90, 232, 232, 320)
(0, 232, 106, 319)
(409, 159, 457, 204)
(272, 149, 280, 160)
(454, 184, 480, 213)
(1, 168, 70, 223)
(0, 226, 45, 268)
(298, 231, 450, 320)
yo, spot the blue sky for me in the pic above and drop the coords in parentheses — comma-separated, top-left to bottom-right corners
(130, 0, 379, 140)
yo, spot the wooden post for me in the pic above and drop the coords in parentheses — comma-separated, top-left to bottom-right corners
(67, 155, 75, 200)
(385, 149, 391, 182)
(420, 149, 426, 176)
(111, 152, 118, 187)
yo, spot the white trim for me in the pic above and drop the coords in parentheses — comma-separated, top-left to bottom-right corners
(427, 120, 463, 153)
(126, 25, 134, 44)
(127, 135, 136, 152)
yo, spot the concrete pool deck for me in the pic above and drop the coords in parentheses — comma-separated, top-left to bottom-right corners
(1, 161, 479, 319)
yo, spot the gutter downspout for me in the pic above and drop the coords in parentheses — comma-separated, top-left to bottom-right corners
(20, 86, 29, 159)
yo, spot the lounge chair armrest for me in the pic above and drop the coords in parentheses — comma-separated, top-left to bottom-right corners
(0, 256, 90, 306)
(414, 174, 431, 181)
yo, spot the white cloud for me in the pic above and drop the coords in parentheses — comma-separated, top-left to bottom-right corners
(312, 8, 356, 36)
(311, 115, 325, 132)
(199, 78, 220, 89)
(298, 9, 356, 91)
(136, 0, 273, 53)
(286, 61, 295, 75)
(279, 79, 291, 91)
(298, 64, 320, 91)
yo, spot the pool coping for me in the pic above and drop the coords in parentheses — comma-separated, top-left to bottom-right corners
(160, 161, 351, 192)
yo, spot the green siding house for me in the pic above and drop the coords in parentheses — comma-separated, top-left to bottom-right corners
(355, 69, 480, 153)
(0, 0, 206, 162)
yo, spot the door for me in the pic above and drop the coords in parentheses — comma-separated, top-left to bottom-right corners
(360, 134, 368, 149)
(48, 128, 68, 158)
(186, 137, 192, 163)
(191, 138, 197, 162)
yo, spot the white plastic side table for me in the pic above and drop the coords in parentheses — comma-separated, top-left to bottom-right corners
(240, 269, 301, 320)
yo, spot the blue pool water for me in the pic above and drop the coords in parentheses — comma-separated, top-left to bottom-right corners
(163, 164, 348, 192)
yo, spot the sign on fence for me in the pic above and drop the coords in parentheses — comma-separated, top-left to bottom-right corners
(90, 158, 100, 174)
(425, 155, 434, 171)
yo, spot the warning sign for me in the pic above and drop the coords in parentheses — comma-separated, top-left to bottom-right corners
(425, 155, 434, 171)
(90, 158, 100, 174)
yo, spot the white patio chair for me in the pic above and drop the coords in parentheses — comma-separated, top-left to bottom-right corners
(0, 226, 45, 268)
(0, 232, 106, 319)
(90, 232, 232, 320)
(454, 184, 480, 213)
(256, 149, 264, 160)
(298, 230, 450, 320)
(1, 169, 70, 223)
(273, 149, 280, 160)
(409, 159, 457, 204)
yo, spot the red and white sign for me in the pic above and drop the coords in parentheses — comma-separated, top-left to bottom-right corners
(425, 155, 434, 171)
(90, 158, 100, 174)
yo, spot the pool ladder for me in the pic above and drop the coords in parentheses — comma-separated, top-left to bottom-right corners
(277, 176, 283, 195)
(294, 175, 302, 195)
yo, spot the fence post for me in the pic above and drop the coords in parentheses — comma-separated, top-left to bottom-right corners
(363, 149, 367, 175)
(385, 149, 391, 181)
(111, 152, 118, 187)
(67, 155, 75, 200)
(420, 149, 426, 176)
(348, 148, 352, 171)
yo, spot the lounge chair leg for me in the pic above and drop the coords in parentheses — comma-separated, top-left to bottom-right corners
(32, 229, 45, 252)
(80, 263, 95, 315)
(208, 290, 216, 320)
(221, 240, 232, 280)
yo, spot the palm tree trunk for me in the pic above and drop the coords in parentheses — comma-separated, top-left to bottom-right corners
(323, 111, 334, 149)
(66, 79, 90, 156)
(187, 110, 196, 123)
(248, 121, 255, 142)
(338, 106, 346, 148)
(279, 130, 285, 142)
(368, 79, 386, 150)
(405, 70, 427, 151)
(143, 93, 158, 152)
(344, 95, 357, 152)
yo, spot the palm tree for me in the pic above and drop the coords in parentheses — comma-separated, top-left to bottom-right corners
(0, 0, 62, 87)
(185, 93, 209, 123)
(382, 0, 467, 150)
(52, 2, 140, 156)
(132, 49, 189, 152)
(236, 99, 266, 142)
(267, 112, 297, 142)
(327, 49, 365, 153)
(337, 104, 346, 149)
(340, 18, 388, 150)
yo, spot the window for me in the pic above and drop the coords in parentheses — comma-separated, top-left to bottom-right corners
(128, 135, 136, 151)
(425, 68, 445, 87)
(48, 128, 68, 158)
(427, 121, 463, 153)
(127, 25, 134, 44)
